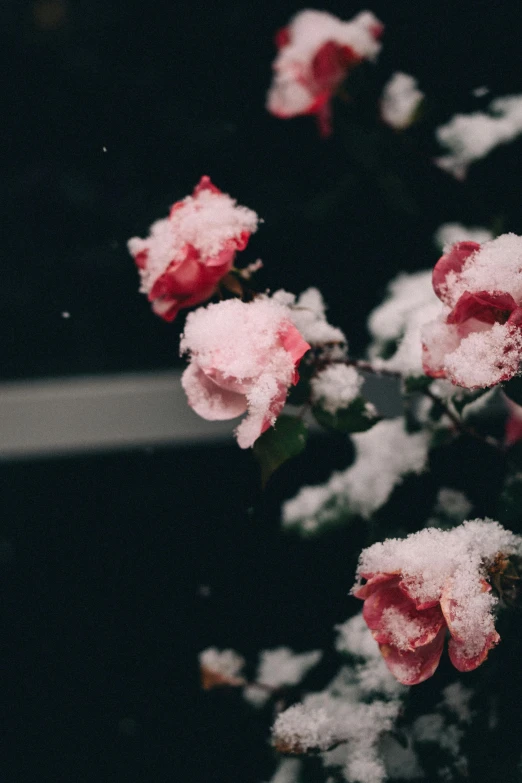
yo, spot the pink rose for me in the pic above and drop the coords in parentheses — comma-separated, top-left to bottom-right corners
(267, 10, 383, 137)
(180, 297, 310, 448)
(127, 176, 259, 321)
(422, 236, 522, 388)
(354, 571, 499, 685)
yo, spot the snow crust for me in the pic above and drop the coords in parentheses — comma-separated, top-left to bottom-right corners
(311, 364, 364, 414)
(439, 233, 522, 307)
(354, 519, 522, 659)
(368, 270, 441, 376)
(275, 288, 346, 347)
(273, 616, 406, 783)
(440, 682, 473, 724)
(128, 186, 258, 294)
(283, 419, 429, 532)
(380, 72, 424, 130)
(433, 488, 472, 522)
(436, 94, 522, 178)
(244, 647, 322, 707)
(199, 647, 245, 680)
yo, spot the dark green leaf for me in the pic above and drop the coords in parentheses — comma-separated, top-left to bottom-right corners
(312, 397, 380, 434)
(452, 387, 490, 415)
(403, 375, 433, 394)
(503, 375, 522, 406)
(253, 415, 308, 487)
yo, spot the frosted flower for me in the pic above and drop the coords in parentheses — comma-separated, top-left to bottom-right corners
(267, 10, 383, 137)
(353, 519, 522, 685)
(380, 72, 424, 130)
(199, 647, 246, 689)
(422, 234, 522, 388)
(127, 176, 259, 321)
(180, 296, 310, 448)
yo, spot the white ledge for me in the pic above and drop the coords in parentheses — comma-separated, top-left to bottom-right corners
(0, 370, 401, 460)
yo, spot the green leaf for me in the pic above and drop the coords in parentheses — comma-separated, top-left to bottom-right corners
(503, 375, 522, 406)
(312, 397, 380, 434)
(452, 387, 490, 415)
(253, 415, 308, 487)
(403, 375, 433, 394)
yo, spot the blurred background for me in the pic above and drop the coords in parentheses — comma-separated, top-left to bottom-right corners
(2, 0, 522, 781)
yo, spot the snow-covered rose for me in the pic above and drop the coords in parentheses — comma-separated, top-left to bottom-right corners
(127, 176, 259, 321)
(422, 235, 522, 388)
(353, 520, 522, 685)
(267, 10, 383, 137)
(180, 297, 310, 448)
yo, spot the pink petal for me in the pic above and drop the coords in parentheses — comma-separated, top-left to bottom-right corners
(181, 362, 248, 421)
(379, 626, 446, 685)
(274, 26, 290, 49)
(447, 290, 517, 326)
(421, 319, 461, 378)
(278, 322, 311, 365)
(507, 306, 522, 328)
(311, 40, 348, 86)
(448, 630, 500, 672)
(353, 573, 400, 600)
(193, 175, 222, 197)
(204, 244, 238, 269)
(363, 585, 445, 650)
(432, 242, 481, 303)
(398, 579, 441, 610)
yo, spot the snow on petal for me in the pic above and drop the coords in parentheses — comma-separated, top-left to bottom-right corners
(353, 519, 522, 682)
(423, 234, 522, 388)
(267, 10, 382, 135)
(128, 176, 259, 321)
(180, 297, 310, 448)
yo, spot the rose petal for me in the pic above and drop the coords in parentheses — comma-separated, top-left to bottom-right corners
(379, 626, 446, 686)
(181, 362, 248, 421)
(354, 573, 400, 600)
(447, 290, 517, 326)
(421, 318, 461, 378)
(448, 630, 500, 672)
(278, 322, 311, 365)
(365, 586, 445, 650)
(432, 241, 481, 304)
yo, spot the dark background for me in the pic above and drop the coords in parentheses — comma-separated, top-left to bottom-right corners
(3, 1, 522, 782)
